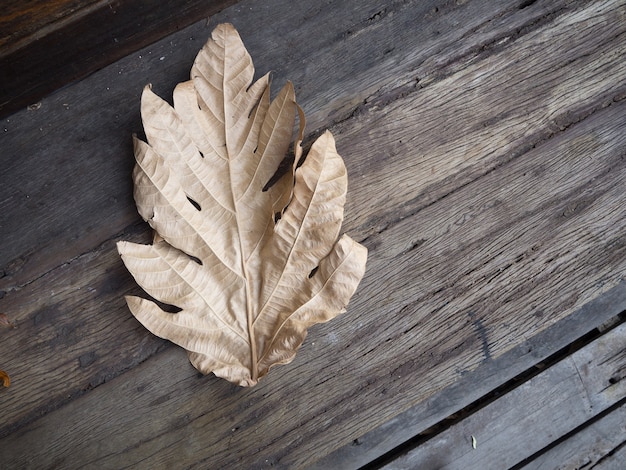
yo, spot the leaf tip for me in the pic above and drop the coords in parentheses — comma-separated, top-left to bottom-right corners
(214, 22, 238, 35)
(116, 240, 129, 256)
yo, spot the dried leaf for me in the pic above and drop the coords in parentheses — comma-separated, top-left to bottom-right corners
(117, 23, 367, 386)
(0, 370, 9, 387)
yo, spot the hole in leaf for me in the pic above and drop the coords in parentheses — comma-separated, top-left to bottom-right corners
(187, 196, 201, 211)
(274, 212, 282, 223)
(263, 154, 293, 191)
(188, 254, 203, 265)
(151, 298, 182, 313)
(308, 266, 319, 278)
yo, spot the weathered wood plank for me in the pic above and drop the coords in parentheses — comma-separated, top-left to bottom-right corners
(0, 0, 578, 288)
(0, 0, 240, 118)
(339, 0, 626, 241)
(0, 228, 168, 437)
(2, 0, 551, 433)
(313, 286, 626, 469)
(1, 0, 582, 431)
(217, 0, 578, 135)
(520, 402, 626, 470)
(1, 0, 101, 51)
(380, 322, 626, 470)
(1, 64, 625, 470)
(594, 441, 626, 470)
(0, 0, 625, 467)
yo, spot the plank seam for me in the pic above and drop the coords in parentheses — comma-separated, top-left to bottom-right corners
(590, 436, 626, 469)
(0, 219, 147, 293)
(357, 87, 626, 248)
(360, 310, 626, 469)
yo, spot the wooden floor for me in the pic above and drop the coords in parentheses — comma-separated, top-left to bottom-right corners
(1, 0, 625, 468)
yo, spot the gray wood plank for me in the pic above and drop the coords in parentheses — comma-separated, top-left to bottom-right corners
(312, 284, 626, 469)
(0, 0, 593, 435)
(338, 0, 626, 241)
(381, 322, 626, 470)
(1, 72, 625, 470)
(0, 0, 625, 467)
(521, 402, 626, 470)
(0, 0, 574, 288)
(594, 443, 626, 470)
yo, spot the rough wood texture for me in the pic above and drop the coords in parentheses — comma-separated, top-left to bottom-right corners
(520, 402, 626, 470)
(314, 285, 626, 468)
(1, 0, 102, 52)
(594, 440, 626, 470)
(1, 0, 625, 467)
(0, 0, 239, 118)
(381, 322, 626, 469)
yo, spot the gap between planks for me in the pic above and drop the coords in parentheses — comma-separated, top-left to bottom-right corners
(310, 287, 626, 469)
(514, 400, 626, 469)
(378, 319, 626, 470)
(366, 312, 626, 468)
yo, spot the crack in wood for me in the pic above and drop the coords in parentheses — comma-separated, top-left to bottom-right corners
(356, 88, 624, 249)
(0, 220, 147, 292)
(469, 311, 491, 361)
(2, 1, 626, 467)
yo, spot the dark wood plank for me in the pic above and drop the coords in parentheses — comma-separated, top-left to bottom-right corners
(0, 0, 625, 467)
(520, 402, 626, 469)
(0, 0, 240, 118)
(380, 322, 626, 469)
(1, 0, 102, 52)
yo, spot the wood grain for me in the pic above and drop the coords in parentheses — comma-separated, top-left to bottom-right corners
(314, 285, 626, 468)
(380, 323, 626, 469)
(0, 0, 239, 118)
(520, 402, 626, 470)
(594, 439, 626, 470)
(0, 0, 625, 467)
(2, 55, 625, 470)
(339, 0, 626, 240)
(0, 0, 103, 53)
(0, 0, 581, 288)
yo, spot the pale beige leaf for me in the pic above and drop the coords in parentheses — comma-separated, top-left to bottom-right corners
(117, 23, 367, 386)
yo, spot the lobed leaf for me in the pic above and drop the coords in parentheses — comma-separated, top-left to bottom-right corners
(117, 23, 367, 386)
